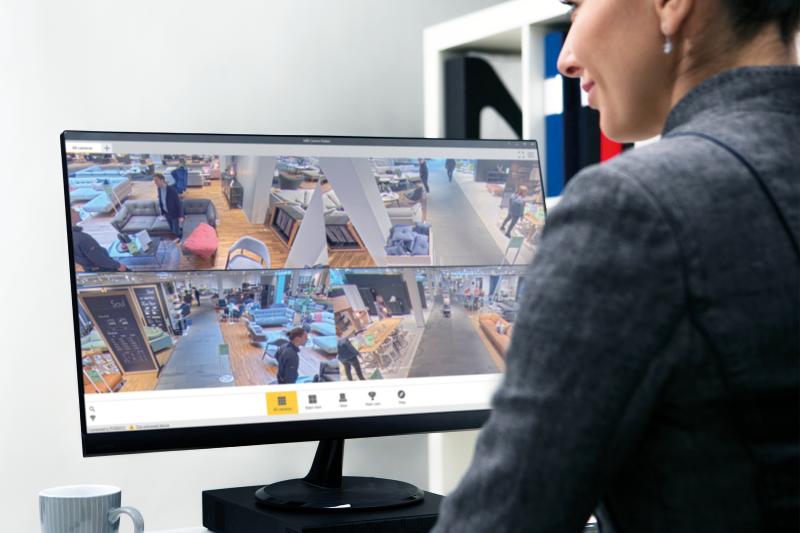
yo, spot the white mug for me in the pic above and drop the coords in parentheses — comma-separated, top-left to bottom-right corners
(39, 485, 144, 533)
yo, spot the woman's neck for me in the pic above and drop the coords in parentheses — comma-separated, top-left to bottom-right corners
(671, 26, 797, 109)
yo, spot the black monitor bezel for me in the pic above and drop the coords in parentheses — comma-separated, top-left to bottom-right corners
(62, 130, 540, 457)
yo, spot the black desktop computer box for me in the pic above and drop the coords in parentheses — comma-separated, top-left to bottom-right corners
(203, 486, 444, 533)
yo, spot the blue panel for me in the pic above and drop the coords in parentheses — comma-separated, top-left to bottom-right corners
(544, 32, 565, 79)
(546, 114, 565, 197)
(275, 274, 286, 305)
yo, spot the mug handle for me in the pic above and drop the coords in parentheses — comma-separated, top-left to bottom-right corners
(108, 506, 145, 533)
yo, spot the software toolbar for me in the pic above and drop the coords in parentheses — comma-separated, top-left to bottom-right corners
(85, 375, 501, 433)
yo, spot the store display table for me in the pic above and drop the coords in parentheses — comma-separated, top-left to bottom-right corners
(353, 317, 403, 354)
(381, 192, 400, 206)
(107, 237, 181, 271)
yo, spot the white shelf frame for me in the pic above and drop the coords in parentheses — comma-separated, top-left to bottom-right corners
(422, 1, 570, 495)
(424, 0, 570, 146)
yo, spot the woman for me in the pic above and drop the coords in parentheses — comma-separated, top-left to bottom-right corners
(433, 1, 798, 532)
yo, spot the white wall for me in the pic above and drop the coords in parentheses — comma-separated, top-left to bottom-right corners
(0, 0, 506, 530)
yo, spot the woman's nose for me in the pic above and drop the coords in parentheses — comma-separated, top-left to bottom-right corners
(557, 34, 582, 78)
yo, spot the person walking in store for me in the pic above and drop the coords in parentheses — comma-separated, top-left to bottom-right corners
(433, 1, 799, 532)
(445, 158, 457, 182)
(418, 158, 430, 193)
(171, 158, 189, 195)
(370, 287, 389, 319)
(500, 185, 527, 238)
(276, 327, 307, 385)
(337, 336, 366, 381)
(193, 287, 201, 306)
(178, 300, 191, 335)
(70, 209, 128, 272)
(154, 172, 184, 240)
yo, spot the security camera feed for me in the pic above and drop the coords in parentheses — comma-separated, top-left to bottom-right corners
(67, 135, 542, 432)
(66, 139, 544, 273)
(76, 266, 528, 395)
(77, 269, 335, 393)
(331, 266, 528, 380)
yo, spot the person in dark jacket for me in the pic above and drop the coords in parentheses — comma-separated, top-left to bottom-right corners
(171, 158, 188, 194)
(337, 337, 366, 381)
(418, 158, 430, 193)
(70, 209, 127, 272)
(194, 288, 201, 306)
(154, 173, 184, 239)
(499, 185, 527, 238)
(445, 159, 456, 182)
(432, 1, 799, 532)
(276, 327, 307, 385)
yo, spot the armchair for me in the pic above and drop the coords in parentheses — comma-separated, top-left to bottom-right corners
(225, 236, 270, 270)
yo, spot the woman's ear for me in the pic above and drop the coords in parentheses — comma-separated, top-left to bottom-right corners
(653, 0, 695, 37)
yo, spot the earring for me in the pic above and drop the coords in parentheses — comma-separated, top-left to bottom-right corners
(663, 35, 673, 54)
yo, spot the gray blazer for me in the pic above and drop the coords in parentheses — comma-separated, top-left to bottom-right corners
(432, 66, 799, 533)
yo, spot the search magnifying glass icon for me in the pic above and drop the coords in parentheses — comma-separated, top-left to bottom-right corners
(89, 406, 95, 412)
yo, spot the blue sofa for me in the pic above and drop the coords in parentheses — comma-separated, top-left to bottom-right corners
(250, 307, 296, 328)
(72, 165, 146, 178)
(68, 176, 132, 213)
(310, 312, 335, 337)
(312, 335, 338, 354)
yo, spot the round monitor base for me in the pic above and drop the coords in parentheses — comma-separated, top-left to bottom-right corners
(255, 477, 424, 511)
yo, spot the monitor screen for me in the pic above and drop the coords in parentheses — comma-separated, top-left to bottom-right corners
(63, 132, 544, 454)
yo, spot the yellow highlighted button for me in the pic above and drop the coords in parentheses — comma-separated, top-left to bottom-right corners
(266, 391, 299, 416)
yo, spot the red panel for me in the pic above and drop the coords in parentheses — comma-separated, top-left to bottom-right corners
(600, 132, 624, 162)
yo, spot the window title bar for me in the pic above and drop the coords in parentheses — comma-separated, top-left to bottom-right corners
(62, 130, 539, 150)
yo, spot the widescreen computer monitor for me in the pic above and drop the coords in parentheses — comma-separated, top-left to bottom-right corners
(63, 131, 545, 509)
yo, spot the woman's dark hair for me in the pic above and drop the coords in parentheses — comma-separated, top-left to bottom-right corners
(722, 0, 800, 44)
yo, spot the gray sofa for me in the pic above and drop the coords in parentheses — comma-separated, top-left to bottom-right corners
(387, 203, 423, 226)
(187, 170, 204, 188)
(111, 198, 217, 239)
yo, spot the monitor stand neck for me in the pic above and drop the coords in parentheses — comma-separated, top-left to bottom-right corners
(255, 439, 424, 511)
(304, 438, 345, 489)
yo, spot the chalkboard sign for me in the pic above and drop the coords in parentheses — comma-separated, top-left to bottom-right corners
(133, 286, 168, 333)
(81, 293, 159, 374)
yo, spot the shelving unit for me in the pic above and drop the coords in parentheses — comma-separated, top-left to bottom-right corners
(423, 0, 571, 495)
(424, 0, 570, 196)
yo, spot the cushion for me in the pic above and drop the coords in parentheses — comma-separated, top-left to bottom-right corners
(385, 244, 407, 256)
(123, 216, 157, 233)
(414, 222, 431, 236)
(150, 218, 171, 233)
(228, 255, 263, 269)
(313, 335, 338, 354)
(391, 225, 415, 242)
(311, 321, 336, 337)
(182, 222, 219, 259)
(70, 188, 101, 203)
(410, 234, 429, 256)
(82, 193, 113, 213)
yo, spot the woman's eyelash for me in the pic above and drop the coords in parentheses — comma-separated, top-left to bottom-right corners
(560, 0, 577, 14)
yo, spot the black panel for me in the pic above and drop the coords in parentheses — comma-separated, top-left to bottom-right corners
(344, 273, 411, 316)
(82, 293, 157, 373)
(132, 286, 168, 333)
(444, 56, 522, 139)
